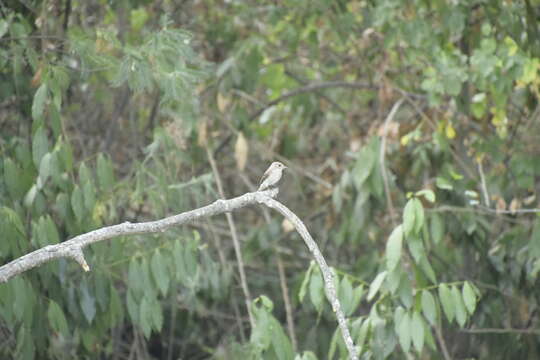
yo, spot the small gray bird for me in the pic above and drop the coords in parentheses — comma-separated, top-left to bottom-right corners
(258, 162, 287, 191)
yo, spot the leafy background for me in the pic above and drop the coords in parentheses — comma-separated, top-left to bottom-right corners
(1, 0, 540, 359)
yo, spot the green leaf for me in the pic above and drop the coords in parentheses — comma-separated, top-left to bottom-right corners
(421, 290, 437, 326)
(79, 282, 96, 324)
(438, 284, 454, 323)
(462, 281, 477, 315)
(309, 268, 324, 312)
(403, 199, 416, 236)
(299, 262, 315, 302)
(452, 285, 467, 327)
(151, 249, 170, 296)
(435, 177, 453, 190)
(4, 158, 25, 199)
(386, 225, 403, 271)
(47, 300, 68, 336)
(339, 276, 354, 316)
(32, 126, 49, 169)
(32, 83, 48, 122)
(139, 295, 153, 338)
(430, 214, 444, 244)
(367, 270, 387, 301)
(415, 189, 435, 203)
(83, 181, 96, 213)
(411, 311, 425, 353)
(149, 296, 163, 332)
(71, 185, 85, 221)
(353, 146, 375, 190)
(97, 154, 115, 190)
(413, 198, 425, 234)
(270, 317, 294, 360)
(398, 312, 411, 353)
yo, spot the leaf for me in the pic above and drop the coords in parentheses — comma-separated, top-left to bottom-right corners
(339, 276, 354, 316)
(97, 154, 115, 190)
(462, 281, 477, 315)
(367, 270, 387, 301)
(403, 199, 416, 236)
(430, 214, 444, 244)
(438, 284, 454, 323)
(270, 318, 294, 360)
(411, 311, 425, 353)
(298, 262, 314, 302)
(151, 250, 170, 296)
(79, 282, 96, 324)
(435, 177, 453, 190)
(309, 268, 324, 312)
(234, 132, 248, 171)
(71, 185, 85, 221)
(398, 312, 411, 353)
(386, 225, 403, 271)
(413, 198, 424, 234)
(452, 285, 468, 327)
(353, 146, 375, 190)
(139, 295, 153, 338)
(416, 189, 435, 203)
(32, 83, 48, 121)
(4, 158, 24, 199)
(47, 300, 68, 336)
(421, 290, 437, 326)
(32, 126, 49, 168)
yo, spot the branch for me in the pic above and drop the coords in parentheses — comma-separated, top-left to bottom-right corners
(258, 196, 359, 360)
(379, 98, 404, 225)
(0, 189, 358, 360)
(249, 81, 373, 121)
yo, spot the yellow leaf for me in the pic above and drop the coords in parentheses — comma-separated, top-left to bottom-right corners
(234, 132, 248, 171)
(445, 122, 456, 139)
(197, 120, 208, 147)
(217, 93, 229, 113)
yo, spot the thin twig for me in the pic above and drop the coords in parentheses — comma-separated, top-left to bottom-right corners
(434, 326, 452, 360)
(460, 327, 540, 335)
(379, 98, 404, 224)
(477, 160, 490, 207)
(249, 81, 373, 121)
(206, 146, 254, 328)
(276, 253, 298, 351)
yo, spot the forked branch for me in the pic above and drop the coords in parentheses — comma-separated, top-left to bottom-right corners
(0, 189, 358, 360)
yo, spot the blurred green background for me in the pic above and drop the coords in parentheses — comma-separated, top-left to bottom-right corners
(1, 0, 540, 359)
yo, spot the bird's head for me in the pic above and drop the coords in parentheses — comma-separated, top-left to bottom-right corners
(270, 161, 287, 171)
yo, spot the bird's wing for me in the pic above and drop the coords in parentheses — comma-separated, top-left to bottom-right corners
(259, 167, 271, 186)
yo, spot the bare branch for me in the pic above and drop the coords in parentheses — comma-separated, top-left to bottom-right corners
(249, 81, 373, 122)
(0, 189, 358, 360)
(258, 196, 359, 360)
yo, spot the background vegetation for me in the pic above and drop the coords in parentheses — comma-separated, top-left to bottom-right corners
(1, 0, 540, 359)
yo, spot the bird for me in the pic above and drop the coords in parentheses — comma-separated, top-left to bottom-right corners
(258, 162, 287, 191)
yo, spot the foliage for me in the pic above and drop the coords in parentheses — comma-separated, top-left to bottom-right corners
(1, 0, 540, 359)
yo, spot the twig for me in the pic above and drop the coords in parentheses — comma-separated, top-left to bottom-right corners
(379, 98, 404, 224)
(477, 160, 490, 207)
(276, 253, 298, 351)
(460, 327, 540, 335)
(249, 81, 372, 121)
(434, 326, 452, 360)
(475, 205, 540, 214)
(206, 146, 254, 328)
